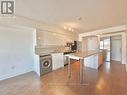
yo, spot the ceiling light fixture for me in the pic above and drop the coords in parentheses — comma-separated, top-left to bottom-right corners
(63, 26, 74, 32)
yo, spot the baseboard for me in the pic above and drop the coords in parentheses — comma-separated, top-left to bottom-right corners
(0, 69, 34, 81)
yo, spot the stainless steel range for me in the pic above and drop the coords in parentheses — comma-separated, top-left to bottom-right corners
(40, 55, 52, 76)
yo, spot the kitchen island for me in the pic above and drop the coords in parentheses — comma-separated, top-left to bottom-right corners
(66, 50, 99, 83)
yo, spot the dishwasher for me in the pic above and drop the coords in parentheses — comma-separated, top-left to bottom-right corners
(64, 51, 77, 66)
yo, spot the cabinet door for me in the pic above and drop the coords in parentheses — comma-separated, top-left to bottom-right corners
(52, 53, 64, 70)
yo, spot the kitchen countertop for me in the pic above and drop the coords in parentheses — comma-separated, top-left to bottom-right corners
(35, 52, 62, 56)
(35, 45, 76, 56)
(65, 50, 99, 59)
(35, 50, 75, 56)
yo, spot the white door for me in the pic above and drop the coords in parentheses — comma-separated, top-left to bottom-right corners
(111, 36, 122, 62)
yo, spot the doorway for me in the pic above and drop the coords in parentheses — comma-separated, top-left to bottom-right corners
(100, 37, 111, 62)
(100, 35, 122, 63)
(110, 36, 122, 63)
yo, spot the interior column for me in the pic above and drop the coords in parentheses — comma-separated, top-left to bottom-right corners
(125, 23, 127, 72)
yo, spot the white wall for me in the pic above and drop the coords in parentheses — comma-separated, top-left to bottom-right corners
(0, 15, 78, 46)
(87, 36, 99, 51)
(36, 30, 78, 46)
(0, 27, 35, 80)
(82, 36, 99, 52)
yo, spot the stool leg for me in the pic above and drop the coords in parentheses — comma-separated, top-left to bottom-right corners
(80, 59, 84, 83)
(67, 57, 71, 79)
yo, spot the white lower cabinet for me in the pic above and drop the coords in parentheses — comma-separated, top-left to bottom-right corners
(51, 53, 64, 70)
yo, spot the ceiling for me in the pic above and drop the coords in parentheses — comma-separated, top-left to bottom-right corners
(15, 0, 127, 33)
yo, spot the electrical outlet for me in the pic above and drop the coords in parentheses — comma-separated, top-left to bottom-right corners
(11, 66, 15, 70)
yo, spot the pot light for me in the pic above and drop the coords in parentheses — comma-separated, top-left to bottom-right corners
(63, 26, 74, 32)
(64, 26, 67, 30)
(68, 27, 72, 31)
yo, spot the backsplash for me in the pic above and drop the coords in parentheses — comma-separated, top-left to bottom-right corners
(35, 45, 71, 55)
(36, 30, 78, 46)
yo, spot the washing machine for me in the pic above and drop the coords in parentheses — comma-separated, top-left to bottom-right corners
(40, 55, 52, 76)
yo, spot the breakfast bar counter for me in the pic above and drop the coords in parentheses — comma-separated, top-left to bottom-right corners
(66, 50, 99, 83)
(66, 51, 98, 59)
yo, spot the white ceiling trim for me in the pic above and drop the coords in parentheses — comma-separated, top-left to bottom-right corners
(79, 24, 127, 41)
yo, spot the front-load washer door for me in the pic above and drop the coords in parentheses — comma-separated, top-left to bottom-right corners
(41, 59, 52, 69)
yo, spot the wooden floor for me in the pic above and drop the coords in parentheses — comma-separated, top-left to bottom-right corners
(0, 61, 127, 95)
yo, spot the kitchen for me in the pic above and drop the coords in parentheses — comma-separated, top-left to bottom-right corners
(34, 28, 103, 77)
(0, 0, 127, 95)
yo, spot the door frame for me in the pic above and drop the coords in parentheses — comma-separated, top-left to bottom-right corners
(110, 35, 122, 63)
(100, 32, 126, 64)
(100, 37, 111, 62)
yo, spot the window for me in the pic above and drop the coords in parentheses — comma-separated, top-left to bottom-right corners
(100, 38, 110, 50)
